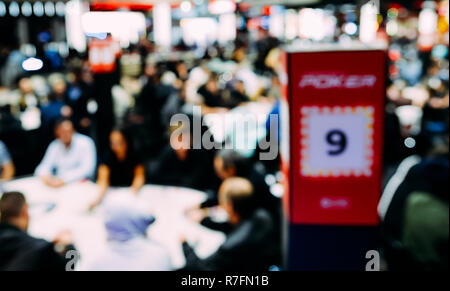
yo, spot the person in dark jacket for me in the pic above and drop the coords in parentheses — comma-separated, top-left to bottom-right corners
(379, 118, 449, 271)
(199, 149, 280, 217)
(148, 119, 218, 191)
(0, 192, 76, 271)
(181, 177, 279, 271)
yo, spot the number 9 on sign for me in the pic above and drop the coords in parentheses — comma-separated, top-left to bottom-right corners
(300, 106, 374, 177)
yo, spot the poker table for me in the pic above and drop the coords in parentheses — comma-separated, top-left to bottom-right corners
(2, 176, 226, 270)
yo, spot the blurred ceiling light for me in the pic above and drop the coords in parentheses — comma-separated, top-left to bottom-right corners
(298, 8, 326, 40)
(82, 12, 146, 47)
(55, 1, 65, 17)
(419, 1, 438, 34)
(0, 2, 5, 17)
(404, 137, 416, 149)
(218, 13, 236, 44)
(181, 17, 218, 47)
(9, 1, 20, 17)
(33, 1, 44, 17)
(209, 0, 236, 15)
(343, 22, 358, 36)
(359, 1, 378, 44)
(154, 2, 172, 48)
(65, 0, 88, 53)
(180, 1, 192, 13)
(269, 6, 284, 39)
(22, 57, 43, 71)
(21, 2, 32, 17)
(285, 9, 297, 40)
(45, 2, 55, 17)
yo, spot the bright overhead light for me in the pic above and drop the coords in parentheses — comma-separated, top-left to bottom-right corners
(404, 137, 416, 149)
(209, 0, 236, 15)
(9, 1, 20, 17)
(22, 57, 44, 71)
(180, 1, 192, 13)
(22, 2, 32, 17)
(45, 2, 55, 17)
(33, 1, 44, 17)
(55, 1, 65, 17)
(0, 2, 6, 17)
(343, 22, 358, 35)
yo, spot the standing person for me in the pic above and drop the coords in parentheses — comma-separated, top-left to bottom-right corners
(35, 118, 97, 188)
(0, 192, 76, 271)
(66, 66, 94, 136)
(93, 73, 117, 154)
(89, 128, 145, 210)
(0, 140, 15, 181)
(84, 196, 172, 271)
(40, 78, 72, 147)
(197, 73, 229, 114)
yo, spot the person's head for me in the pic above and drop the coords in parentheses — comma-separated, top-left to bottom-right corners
(0, 192, 29, 231)
(144, 63, 157, 78)
(18, 77, 33, 94)
(214, 149, 250, 180)
(175, 61, 188, 79)
(103, 196, 155, 242)
(52, 78, 67, 96)
(218, 177, 254, 225)
(205, 74, 219, 93)
(109, 128, 131, 160)
(54, 118, 75, 147)
(234, 80, 246, 95)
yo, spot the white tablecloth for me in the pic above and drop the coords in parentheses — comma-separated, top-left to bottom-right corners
(2, 177, 225, 270)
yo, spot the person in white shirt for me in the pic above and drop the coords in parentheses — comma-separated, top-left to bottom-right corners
(35, 118, 96, 188)
(85, 196, 172, 271)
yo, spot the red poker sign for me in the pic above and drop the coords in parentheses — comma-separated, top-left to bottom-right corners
(280, 47, 387, 226)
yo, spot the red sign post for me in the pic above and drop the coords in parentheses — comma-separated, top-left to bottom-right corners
(280, 46, 387, 270)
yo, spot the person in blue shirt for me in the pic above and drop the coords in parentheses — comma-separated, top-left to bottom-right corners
(35, 118, 96, 188)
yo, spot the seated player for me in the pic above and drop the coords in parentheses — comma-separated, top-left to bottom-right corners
(89, 128, 145, 210)
(0, 192, 76, 270)
(35, 118, 96, 188)
(181, 177, 279, 271)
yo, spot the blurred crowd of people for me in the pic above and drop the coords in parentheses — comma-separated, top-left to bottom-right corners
(0, 28, 284, 271)
(0, 1, 448, 271)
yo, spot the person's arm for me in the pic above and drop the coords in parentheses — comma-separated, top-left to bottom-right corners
(200, 217, 234, 234)
(59, 139, 97, 184)
(89, 165, 110, 210)
(131, 164, 145, 194)
(1, 162, 15, 181)
(35, 142, 62, 187)
(0, 142, 15, 181)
